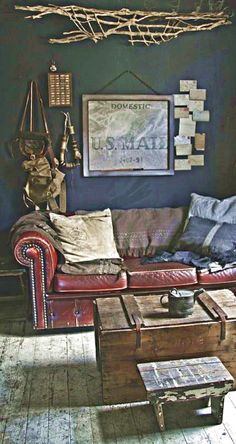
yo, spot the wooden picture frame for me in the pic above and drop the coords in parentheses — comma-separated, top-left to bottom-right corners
(82, 94, 174, 176)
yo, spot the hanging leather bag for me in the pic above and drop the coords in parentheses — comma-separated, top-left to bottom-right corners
(22, 157, 65, 210)
(17, 80, 51, 158)
(16, 81, 66, 212)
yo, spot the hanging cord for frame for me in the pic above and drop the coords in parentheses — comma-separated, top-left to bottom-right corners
(59, 112, 82, 168)
(94, 70, 159, 95)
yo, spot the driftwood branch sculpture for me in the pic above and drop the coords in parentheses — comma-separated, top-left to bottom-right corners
(15, 4, 232, 46)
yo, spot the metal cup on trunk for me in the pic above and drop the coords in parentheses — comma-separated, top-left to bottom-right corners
(160, 288, 204, 318)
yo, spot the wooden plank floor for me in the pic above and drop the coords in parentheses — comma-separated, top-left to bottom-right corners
(0, 319, 236, 444)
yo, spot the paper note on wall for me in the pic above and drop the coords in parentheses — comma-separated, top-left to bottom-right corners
(180, 80, 197, 92)
(174, 107, 189, 119)
(175, 159, 192, 170)
(174, 94, 189, 106)
(179, 116, 196, 137)
(188, 155, 205, 166)
(195, 133, 206, 150)
(192, 111, 210, 122)
(174, 135, 191, 146)
(190, 89, 206, 101)
(188, 100, 204, 112)
(175, 144, 192, 156)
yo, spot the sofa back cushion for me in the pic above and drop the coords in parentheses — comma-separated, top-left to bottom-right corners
(188, 193, 236, 224)
(111, 207, 187, 257)
(50, 209, 120, 263)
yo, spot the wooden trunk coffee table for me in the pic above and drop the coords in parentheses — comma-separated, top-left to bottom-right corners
(94, 289, 236, 404)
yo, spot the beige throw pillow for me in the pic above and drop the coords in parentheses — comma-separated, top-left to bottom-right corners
(50, 209, 120, 263)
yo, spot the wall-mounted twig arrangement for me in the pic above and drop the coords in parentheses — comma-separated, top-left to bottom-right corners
(15, 4, 232, 46)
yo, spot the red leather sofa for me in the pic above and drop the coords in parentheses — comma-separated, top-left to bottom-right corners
(13, 208, 236, 330)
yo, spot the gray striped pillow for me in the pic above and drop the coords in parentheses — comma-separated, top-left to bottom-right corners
(177, 216, 236, 258)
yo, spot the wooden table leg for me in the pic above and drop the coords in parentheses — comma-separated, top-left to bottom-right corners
(153, 402, 165, 431)
(211, 395, 225, 424)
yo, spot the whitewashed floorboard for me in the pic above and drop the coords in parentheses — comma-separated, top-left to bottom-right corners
(204, 423, 234, 444)
(74, 406, 94, 444)
(228, 391, 236, 408)
(111, 403, 141, 444)
(182, 427, 211, 444)
(0, 323, 11, 362)
(82, 332, 103, 407)
(1, 321, 35, 444)
(1, 323, 236, 444)
(47, 334, 71, 444)
(222, 396, 236, 443)
(89, 405, 117, 444)
(131, 402, 163, 444)
(0, 322, 14, 441)
(67, 332, 94, 444)
(161, 429, 187, 444)
(24, 334, 51, 444)
(0, 323, 12, 428)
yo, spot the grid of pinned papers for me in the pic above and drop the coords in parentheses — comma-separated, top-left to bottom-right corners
(174, 80, 210, 171)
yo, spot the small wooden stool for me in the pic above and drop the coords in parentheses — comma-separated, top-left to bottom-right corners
(138, 357, 234, 431)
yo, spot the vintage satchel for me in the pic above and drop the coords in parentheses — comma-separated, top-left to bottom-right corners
(18, 131, 49, 158)
(22, 157, 65, 208)
(17, 81, 51, 158)
(16, 80, 66, 212)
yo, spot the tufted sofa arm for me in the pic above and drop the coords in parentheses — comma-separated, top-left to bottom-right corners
(13, 231, 58, 329)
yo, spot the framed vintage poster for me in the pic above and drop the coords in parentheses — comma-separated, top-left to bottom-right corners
(82, 94, 174, 176)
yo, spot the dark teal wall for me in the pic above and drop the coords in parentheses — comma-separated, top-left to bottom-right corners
(0, 0, 236, 231)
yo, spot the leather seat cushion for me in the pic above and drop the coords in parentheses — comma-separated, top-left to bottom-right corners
(198, 267, 236, 285)
(124, 258, 198, 289)
(54, 270, 127, 293)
